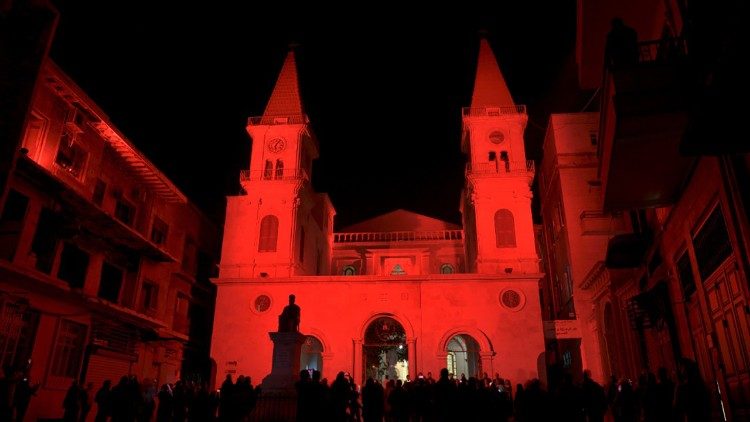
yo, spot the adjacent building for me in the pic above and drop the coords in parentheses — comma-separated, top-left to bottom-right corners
(0, 61, 219, 420)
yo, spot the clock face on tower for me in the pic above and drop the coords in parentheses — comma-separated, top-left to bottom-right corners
(267, 137, 286, 153)
(489, 130, 505, 144)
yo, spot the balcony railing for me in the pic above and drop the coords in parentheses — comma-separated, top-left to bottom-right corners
(466, 160, 534, 176)
(247, 114, 309, 126)
(334, 230, 464, 243)
(462, 105, 526, 116)
(240, 168, 309, 183)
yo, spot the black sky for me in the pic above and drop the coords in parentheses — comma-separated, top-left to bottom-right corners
(49, 2, 580, 228)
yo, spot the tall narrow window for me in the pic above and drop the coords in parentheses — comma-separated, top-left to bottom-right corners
(50, 320, 87, 379)
(275, 160, 284, 179)
(55, 132, 87, 179)
(494, 209, 516, 247)
(0, 189, 29, 261)
(259, 215, 279, 252)
(263, 160, 273, 180)
(57, 243, 89, 289)
(98, 262, 123, 303)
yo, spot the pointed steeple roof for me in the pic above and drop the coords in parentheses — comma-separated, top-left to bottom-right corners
(471, 38, 515, 108)
(263, 49, 304, 117)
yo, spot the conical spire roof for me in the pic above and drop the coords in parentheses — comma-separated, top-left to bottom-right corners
(471, 38, 515, 108)
(263, 50, 304, 117)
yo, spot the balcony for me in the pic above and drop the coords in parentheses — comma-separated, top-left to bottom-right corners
(599, 38, 695, 210)
(240, 168, 309, 185)
(16, 156, 177, 262)
(247, 114, 308, 126)
(462, 105, 526, 116)
(334, 230, 463, 243)
(466, 161, 534, 178)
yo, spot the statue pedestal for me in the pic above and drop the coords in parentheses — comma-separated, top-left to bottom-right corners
(261, 331, 306, 392)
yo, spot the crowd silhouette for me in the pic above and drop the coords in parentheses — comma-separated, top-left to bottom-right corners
(0, 357, 713, 421)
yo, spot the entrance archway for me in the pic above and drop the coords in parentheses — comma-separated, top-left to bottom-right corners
(300, 336, 323, 373)
(363, 317, 407, 382)
(446, 334, 481, 378)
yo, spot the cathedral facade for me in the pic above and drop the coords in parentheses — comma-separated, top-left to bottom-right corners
(211, 38, 546, 387)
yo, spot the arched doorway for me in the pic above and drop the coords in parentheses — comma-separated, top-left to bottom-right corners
(363, 317, 407, 382)
(300, 336, 323, 373)
(446, 334, 481, 378)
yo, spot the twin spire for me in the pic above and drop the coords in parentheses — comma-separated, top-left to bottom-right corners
(260, 36, 514, 118)
(470, 38, 516, 109)
(262, 50, 304, 118)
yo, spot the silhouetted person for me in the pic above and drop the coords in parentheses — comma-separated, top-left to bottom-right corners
(79, 382, 93, 422)
(278, 294, 301, 332)
(63, 380, 81, 422)
(13, 375, 39, 422)
(582, 370, 607, 422)
(654, 367, 675, 421)
(674, 358, 710, 422)
(361, 377, 384, 422)
(156, 384, 173, 422)
(218, 374, 233, 421)
(94, 380, 112, 422)
(605, 18, 639, 67)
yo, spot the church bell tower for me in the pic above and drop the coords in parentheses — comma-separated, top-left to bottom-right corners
(461, 37, 539, 275)
(220, 48, 334, 278)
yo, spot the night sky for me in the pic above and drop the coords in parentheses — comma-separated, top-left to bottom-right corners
(49, 2, 585, 228)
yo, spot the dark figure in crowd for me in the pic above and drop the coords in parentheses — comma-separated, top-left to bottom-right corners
(674, 358, 711, 422)
(63, 380, 81, 422)
(13, 374, 39, 422)
(612, 378, 638, 422)
(94, 380, 112, 422)
(361, 377, 384, 422)
(582, 370, 607, 422)
(156, 384, 173, 422)
(605, 18, 639, 67)
(79, 382, 93, 422)
(654, 367, 675, 421)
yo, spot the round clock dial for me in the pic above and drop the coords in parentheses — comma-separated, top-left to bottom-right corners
(489, 130, 505, 144)
(267, 138, 286, 153)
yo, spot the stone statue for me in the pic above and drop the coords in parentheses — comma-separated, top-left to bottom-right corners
(278, 294, 300, 332)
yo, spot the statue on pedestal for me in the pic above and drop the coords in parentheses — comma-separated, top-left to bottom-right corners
(278, 294, 300, 332)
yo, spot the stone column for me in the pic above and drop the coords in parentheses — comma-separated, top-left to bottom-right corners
(407, 339, 417, 380)
(353, 339, 363, 386)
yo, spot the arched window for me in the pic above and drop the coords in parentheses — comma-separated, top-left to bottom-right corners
(263, 160, 273, 180)
(275, 160, 284, 179)
(440, 264, 454, 274)
(494, 209, 516, 248)
(258, 215, 279, 252)
(342, 265, 356, 276)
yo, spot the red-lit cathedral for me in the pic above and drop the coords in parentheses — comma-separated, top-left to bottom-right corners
(211, 39, 546, 386)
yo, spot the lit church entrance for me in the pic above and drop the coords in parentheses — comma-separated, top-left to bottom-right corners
(363, 317, 408, 382)
(446, 334, 481, 378)
(300, 336, 323, 373)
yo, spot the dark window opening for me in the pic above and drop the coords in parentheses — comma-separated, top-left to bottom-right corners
(0, 189, 29, 261)
(114, 199, 135, 227)
(182, 237, 197, 274)
(693, 206, 733, 280)
(150, 217, 169, 245)
(98, 262, 123, 303)
(676, 252, 696, 299)
(140, 281, 159, 312)
(57, 243, 89, 289)
(30, 207, 60, 274)
(92, 179, 106, 206)
(275, 160, 284, 179)
(589, 132, 598, 146)
(264, 160, 273, 180)
(489, 151, 497, 161)
(55, 132, 87, 178)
